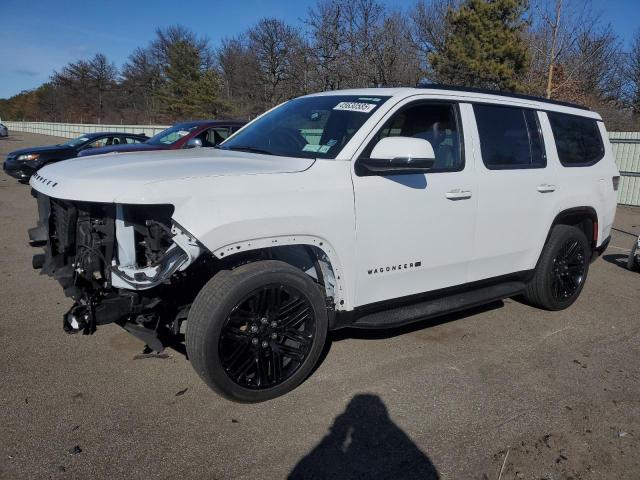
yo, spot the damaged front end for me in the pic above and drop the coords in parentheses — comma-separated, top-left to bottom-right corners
(29, 192, 209, 351)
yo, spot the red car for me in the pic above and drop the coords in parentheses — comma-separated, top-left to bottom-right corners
(78, 120, 246, 157)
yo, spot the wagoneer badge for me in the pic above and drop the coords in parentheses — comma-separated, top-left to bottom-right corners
(368, 261, 422, 275)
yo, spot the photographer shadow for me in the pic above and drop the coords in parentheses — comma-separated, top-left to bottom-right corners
(288, 394, 440, 480)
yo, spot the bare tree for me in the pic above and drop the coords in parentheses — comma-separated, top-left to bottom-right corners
(217, 37, 263, 117)
(371, 12, 421, 86)
(341, 0, 386, 86)
(628, 30, 640, 116)
(51, 54, 117, 123)
(248, 18, 306, 106)
(305, 0, 348, 90)
(409, 0, 458, 80)
(529, 0, 596, 98)
(121, 47, 163, 123)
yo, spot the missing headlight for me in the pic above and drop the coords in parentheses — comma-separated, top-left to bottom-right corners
(111, 204, 202, 290)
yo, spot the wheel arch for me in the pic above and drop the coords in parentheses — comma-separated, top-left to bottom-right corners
(211, 235, 347, 312)
(530, 206, 599, 272)
(549, 206, 598, 249)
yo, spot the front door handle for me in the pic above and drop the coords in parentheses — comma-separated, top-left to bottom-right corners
(445, 189, 472, 200)
(537, 184, 556, 193)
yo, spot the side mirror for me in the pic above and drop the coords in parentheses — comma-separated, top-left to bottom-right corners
(185, 137, 203, 149)
(358, 137, 435, 176)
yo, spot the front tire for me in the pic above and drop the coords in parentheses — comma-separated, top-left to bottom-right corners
(523, 225, 590, 311)
(186, 260, 328, 403)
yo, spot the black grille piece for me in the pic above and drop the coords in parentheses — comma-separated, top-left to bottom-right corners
(49, 198, 77, 258)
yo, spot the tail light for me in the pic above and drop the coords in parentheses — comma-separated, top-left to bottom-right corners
(612, 176, 620, 191)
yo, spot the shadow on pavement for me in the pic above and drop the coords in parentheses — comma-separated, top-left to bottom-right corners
(288, 394, 439, 480)
(602, 253, 631, 271)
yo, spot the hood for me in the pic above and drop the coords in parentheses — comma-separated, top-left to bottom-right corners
(30, 147, 315, 203)
(8, 144, 73, 157)
(79, 143, 167, 157)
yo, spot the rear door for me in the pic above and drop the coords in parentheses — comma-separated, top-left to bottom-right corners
(351, 98, 478, 307)
(469, 104, 557, 281)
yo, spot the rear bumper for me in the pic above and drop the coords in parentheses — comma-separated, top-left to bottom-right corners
(591, 235, 611, 262)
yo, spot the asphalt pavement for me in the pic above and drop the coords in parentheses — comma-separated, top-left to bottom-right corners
(1, 132, 639, 479)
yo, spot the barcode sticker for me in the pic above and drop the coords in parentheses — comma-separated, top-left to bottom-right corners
(333, 102, 376, 113)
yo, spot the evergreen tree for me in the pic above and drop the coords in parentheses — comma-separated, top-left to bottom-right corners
(162, 39, 223, 119)
(429, 0, 530, 91)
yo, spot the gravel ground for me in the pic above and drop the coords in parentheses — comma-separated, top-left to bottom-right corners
(1, 131, 639, 480)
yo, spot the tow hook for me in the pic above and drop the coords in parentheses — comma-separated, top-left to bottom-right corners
(63, 304, 95, 335)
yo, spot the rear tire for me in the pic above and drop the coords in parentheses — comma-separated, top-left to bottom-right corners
(523, 225, 590, 311)
(186, 260, 328, 403)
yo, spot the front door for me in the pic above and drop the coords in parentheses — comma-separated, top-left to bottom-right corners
(351, 100, 478, 307)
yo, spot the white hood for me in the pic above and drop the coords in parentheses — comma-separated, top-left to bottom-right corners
(30, 148, 315, 203)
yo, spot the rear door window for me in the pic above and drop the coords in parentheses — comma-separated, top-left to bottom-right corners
(547, 112, 604, 166)
(473, 104, 546, 169)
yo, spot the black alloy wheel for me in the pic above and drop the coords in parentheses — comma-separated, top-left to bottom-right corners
(550, 239, 587, 301)
(523, 224, 591, 311)
(219, 284, 315, 389)
(186, 260, 328, 403)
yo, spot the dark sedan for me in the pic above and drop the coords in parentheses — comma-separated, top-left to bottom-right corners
(78, 120, 246, 158)
(3, 132, 148, 182)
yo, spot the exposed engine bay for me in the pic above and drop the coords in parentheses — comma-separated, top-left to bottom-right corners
(29, 192, 210, 351)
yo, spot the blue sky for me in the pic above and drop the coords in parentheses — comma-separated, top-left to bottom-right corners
(0, 0, 637, 99)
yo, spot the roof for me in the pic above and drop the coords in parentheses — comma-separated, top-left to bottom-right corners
(308, 86, 599, 119)
(416, 84, 589, 111)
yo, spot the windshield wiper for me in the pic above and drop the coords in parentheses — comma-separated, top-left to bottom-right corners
(219, 145, 274, 156)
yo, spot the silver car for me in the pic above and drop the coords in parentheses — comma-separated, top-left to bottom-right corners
(0, 124, 8, 137)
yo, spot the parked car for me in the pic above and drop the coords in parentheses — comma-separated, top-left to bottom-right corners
(28, 86, 619, 402)
(3, 132, 148, 182)
(0, 123, 8, 137)
(78, 120, 246, 158)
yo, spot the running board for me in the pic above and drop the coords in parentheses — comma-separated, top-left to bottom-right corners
(350, 281, 526, 329)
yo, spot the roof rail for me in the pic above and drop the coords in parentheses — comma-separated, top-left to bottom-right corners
(415, 83, 590, 111)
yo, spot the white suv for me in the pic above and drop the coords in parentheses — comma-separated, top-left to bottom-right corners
(28, 86, 619, 402)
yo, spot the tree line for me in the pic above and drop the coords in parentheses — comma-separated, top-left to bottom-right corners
(2, 0, 640, 130)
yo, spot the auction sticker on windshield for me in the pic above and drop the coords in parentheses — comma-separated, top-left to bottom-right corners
(333, 102, 377, 113)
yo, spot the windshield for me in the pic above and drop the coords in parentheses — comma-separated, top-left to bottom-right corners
(219, 95, 390, 159)
(60, 135, 93, 148)
(147, 123, 200, 146)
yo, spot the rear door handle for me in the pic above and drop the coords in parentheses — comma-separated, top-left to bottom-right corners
(445, 189, 472, 200)
(537, 184, 556, 193)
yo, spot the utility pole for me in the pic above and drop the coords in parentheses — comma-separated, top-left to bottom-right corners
(546, 0, 562, 99)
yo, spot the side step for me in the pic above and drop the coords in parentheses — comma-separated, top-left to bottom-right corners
(351, 281, 526, 329)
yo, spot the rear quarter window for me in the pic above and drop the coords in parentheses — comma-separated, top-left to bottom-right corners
(547, 112, 604, 166)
